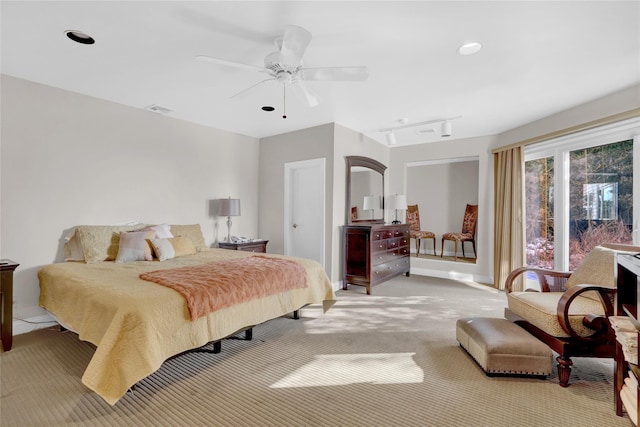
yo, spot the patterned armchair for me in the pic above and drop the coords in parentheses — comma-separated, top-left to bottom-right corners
(504, 244, 640, 386)
(406, 205, 435, 256)
(441, 204, 478, 260)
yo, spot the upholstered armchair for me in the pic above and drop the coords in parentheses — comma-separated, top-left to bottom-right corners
(504, 244, 640, 387)
(406, 205, 436, 256)
(441, 204, 478, 260)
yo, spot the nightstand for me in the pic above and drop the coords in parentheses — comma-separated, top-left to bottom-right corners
(218, 240, 269, 253)
(1, 259, 19, 351)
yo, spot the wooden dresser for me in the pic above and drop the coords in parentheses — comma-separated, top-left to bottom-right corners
(342, 223, 410, 295)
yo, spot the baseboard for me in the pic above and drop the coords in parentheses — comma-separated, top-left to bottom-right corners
(331, 280, 342, 292)
(410, 266, 493, 285)
(13, 314, 57, 336)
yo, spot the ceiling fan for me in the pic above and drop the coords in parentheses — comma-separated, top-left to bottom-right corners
(196, 25, 369, 110)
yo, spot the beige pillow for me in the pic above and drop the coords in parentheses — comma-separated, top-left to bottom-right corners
(115, 230, 156, 263)
(149, 236, 196, 261)
(169, 224, 206, 251)
(565, 246, 616, 290)
(76, 225, 144, 263)
(63, 229, 85, 261)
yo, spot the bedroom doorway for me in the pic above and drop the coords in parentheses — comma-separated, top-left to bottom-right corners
(284, 158, 326, 269)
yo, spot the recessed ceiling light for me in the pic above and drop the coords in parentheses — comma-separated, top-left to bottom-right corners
(262, 106, 275, 112)
(65, 30, 95, 45)
(458, 41, 482, 55)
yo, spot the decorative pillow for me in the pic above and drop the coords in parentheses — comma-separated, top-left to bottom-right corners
(76, 225, 144, 263)
(169, 224, 206, 251)
(141, 223, 173, 239)
(566, 246, 615, 290)
(63, 229, 85, 262)
(115, 230, 157, 263)
(149, 236, 197, 261)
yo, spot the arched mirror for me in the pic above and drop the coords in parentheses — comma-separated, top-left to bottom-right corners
(346, 156, 386, 224)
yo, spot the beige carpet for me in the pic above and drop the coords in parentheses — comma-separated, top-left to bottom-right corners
(0, 275, 631, 426)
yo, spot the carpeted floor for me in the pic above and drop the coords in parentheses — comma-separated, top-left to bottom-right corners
(0, 275, 631, 426)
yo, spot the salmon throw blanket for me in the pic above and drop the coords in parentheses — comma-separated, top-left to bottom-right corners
(140, 256, 308, 320)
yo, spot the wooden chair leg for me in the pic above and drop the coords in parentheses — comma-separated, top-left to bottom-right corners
(557, 356, 573, 387)
(431, 237, 436, 256)
(415, 238, 420, 257)
(454, 241, 458, 261)
(440, 238, 445, 257)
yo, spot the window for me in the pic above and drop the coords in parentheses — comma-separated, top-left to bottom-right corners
(525, 118, 639, 271)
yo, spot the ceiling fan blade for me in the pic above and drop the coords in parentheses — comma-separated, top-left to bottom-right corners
(301, 66, 369, 81)
(230, 78, 275, 99)
(291, 81, 319, 107)
(196, 55, 269, 74)
(279, 25, 311, 72)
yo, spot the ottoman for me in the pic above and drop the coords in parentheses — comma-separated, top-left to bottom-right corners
(456, 317, 552, 377)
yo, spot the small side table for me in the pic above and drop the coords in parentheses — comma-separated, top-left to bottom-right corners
(218, 240, 269, 253)
(1, 260, 19, 351)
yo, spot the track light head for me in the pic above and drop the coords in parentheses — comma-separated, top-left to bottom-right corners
(386, 131, 397, 146)
(441, 121, 452, 137)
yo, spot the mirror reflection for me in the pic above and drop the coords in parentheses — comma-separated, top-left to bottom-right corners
(345, 156, 386, 224)
(351, 168, 383, 220)
(406, 156, 479, 262)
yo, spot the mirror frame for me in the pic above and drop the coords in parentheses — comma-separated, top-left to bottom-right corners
(345, 155, 387, 224)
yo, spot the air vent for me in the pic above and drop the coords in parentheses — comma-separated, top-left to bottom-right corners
(144, 104, 174, 115)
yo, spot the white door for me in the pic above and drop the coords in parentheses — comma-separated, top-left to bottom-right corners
(284, 158, 325, 268)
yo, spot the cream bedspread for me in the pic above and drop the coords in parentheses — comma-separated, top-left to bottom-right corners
(38, 249, 335, 405)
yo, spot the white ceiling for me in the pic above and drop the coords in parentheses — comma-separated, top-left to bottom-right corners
(2, 1, 639, 147)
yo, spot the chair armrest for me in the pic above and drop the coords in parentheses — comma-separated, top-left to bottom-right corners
(556, 284, 616, 342)
(505, 266, 572, 293)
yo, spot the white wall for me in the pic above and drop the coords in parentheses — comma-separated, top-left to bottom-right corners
(1, 75, 260, 321)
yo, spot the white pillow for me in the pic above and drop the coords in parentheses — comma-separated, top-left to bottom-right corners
(142, 223, 173, 239)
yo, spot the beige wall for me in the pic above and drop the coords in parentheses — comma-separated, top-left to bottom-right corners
(498, 84, 640, 146)
(1, 75, 260, 321)
(258, 123, 334, 261)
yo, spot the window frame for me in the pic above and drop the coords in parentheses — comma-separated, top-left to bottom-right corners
(524, 117, 640, 271)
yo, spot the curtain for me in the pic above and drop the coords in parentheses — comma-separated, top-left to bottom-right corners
(493, 146, 524, 290)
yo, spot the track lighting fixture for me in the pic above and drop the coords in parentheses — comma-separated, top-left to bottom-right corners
(386, 131, 397, 146)
(441, 121, 452, 137)
(378, 115, 462, 144)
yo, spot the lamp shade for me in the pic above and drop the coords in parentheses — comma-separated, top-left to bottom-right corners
(363, 195, 380, 210)
(389, 194, 408, 210)
(218, 198, 241, 216)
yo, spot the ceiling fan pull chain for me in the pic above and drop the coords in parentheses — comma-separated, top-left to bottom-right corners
(282, 85, 287, 119)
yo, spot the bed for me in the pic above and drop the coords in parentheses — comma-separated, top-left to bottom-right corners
(38, 224, 335, 405)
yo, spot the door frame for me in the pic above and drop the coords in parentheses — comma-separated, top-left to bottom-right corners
(284, 157, 326, 270)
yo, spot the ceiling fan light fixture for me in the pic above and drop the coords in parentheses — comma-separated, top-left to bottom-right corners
(458, 41, 482, 55)
(441, 121, 452, 137)
(65, 30, 95, 45)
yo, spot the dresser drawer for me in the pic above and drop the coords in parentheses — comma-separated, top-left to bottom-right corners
(371, 240, 388, 253)
(387, 236, 408, 250)
(372, 230, 393, 241)
(389, 228, 409, 239)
